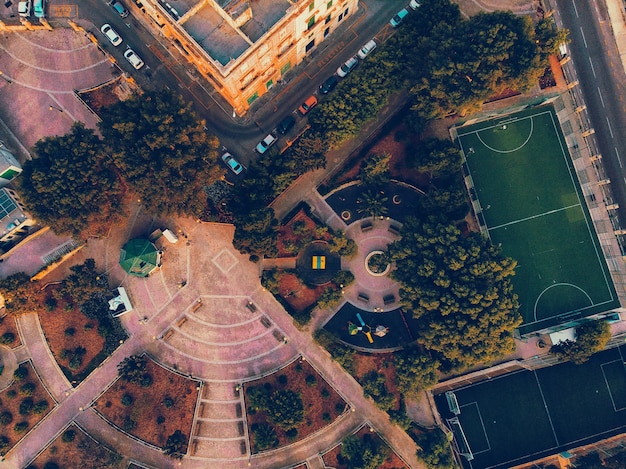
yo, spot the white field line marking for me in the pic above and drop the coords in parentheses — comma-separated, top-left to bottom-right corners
(488, 204, 581, 231)
(572, 0, 579, 17)
(581, 27, 588, 48)
(616, 147, 622, 168)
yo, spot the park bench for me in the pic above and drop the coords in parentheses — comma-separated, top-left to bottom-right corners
(388, 224, 400, 236)
(383, 294, 395, 305)
(361, 221, 373, 232)
(357, 292, 370, 303)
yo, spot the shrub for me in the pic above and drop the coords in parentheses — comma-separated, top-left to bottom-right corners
(157, 415, 166, 424)
(0, 411, 12, 425)
(121, 394, 133, 407)
(59, 349, 70, 361)
(0, 435, 9, 456)
(19, 382, 36, 397)
(252, 424, 278, 452)
(68, 355, 83, 370)
(43, 462, 60, 469)
(322, 412, 331, 422)
(19, 397, 34, 415)
(33, 400, 49, 415)
(277, 374, 288, 385)
(14, 421, 28, 434)
(140, 373, 153, 388)
(13, 365, 28, 382)
(0, 332, 15, 345)
(305, 374, 317, 387)
(163, 429, 187, 459)
(44, 296, 57, 311)
(64, 327, 76, 337)
(335, 402, 346, 413)
(321, 388, 330, 399)
(62, 429, 76, 443)
(6, 389, 17, 399)
(285, 428, 298, 440)
(162, 396, 174, 408)
(122, 417, 136, 432)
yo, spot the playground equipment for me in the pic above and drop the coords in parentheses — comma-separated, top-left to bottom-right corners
(348, 313, 389, 343)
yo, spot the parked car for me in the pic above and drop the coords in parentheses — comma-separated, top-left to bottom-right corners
(255, 133, 278, 154)
(33, 0, 43, 18)
(319, 75, 338, 94)
(357, 39, 377, 59)
(221, 152, 243, 175)
(409, 0, 422, 9)
(336, 56, 358, 78)
(107, 0, 129, 18)
(277, 115, 296, 135)
(390, 8, 409, 27)
(124, 48, 145, 69)
(18, 0, 31, 16)
(101, 24, 122, 46)
(298, 96, 318, 115)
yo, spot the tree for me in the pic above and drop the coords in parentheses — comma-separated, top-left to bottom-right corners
(361, 371, 395, 411)
(420, 184, 469, 220)
(265, 389, 304, 430)
(394, 348, 440, 396)
(117, 355, 149, 384)
(287, 132, 327, 174)
(549, 320, 611, 364)
(0, 273, 41, 316)
(359, 153, 391, 186)
(415, 428, 455, 469)
(252, 424, 279, 451)
(163, 429, 187, 459)
(357, 189, 388, 219)
(407, 139, 462, 179)
(232, 207, 279, 258)
(18, 123, 123, 236)
(60, 258, 109, 305)
(389, 218, 522, 370)
(340, 434, 389, 469)
(534, 17, 569, 61)
(98, 90, 222, 217)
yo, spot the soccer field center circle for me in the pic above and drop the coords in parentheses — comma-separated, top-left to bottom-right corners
(475, 116, 534, 154)
(533, 282, 594, 322)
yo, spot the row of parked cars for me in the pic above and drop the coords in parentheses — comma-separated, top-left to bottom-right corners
(222, 2, 421, 175)
(17, 0, 44, 19)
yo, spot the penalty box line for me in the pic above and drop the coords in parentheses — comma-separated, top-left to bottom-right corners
(487, 204, 581, 232)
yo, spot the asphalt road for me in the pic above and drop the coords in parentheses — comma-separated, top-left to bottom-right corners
(554, 0, 626, 231)
(73, 0, 408, 163)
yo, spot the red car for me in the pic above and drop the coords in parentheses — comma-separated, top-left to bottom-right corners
(298, 95, 318, 115)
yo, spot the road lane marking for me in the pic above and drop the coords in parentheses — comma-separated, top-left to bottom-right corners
(572, 0, 579, 17)
(599, 87, 606, 107)
(616, 147, 623, 168)
(580, 27, 588, 48)
(607, 117, 614, 138)
(589, 57, 596, 77)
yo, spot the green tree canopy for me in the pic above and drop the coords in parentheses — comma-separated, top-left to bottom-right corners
(232, 207, 278, 258)
(359, 153, 391, 187)
(0, 272, 40, 316)
(407, 139, 462, 179)
(18, 123, 123, 236)
(163, 429, 187, 459)
(393, 347, 440, 396)
(389, 218, 521, 370)
(415, 428, 455, 469)
(98, 90, 221, 217)
(60, 258, 109, 305)
(340, 434, 389, 469)
(549, 320, 611, 364)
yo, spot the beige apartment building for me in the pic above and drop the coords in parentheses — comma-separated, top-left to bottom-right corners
(137, 0, 359, 115)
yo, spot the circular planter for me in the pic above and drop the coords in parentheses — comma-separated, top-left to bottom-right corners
(365, 250, 390, 277)
(341, 210, 352, 221)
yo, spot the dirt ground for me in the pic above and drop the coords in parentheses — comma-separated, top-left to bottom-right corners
(94, 358, 200, 451)
(278, 272, 327, 313)
(0, 314, 21, 349)
(30, 423, 127, 469)
(244, 358, 347, 452)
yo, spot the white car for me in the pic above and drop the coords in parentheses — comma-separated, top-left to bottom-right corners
(336, 56, 358, 78)
(18, 0, 31, 17)
(409, 0, 422, 9)
(124, 48, 145, 70)
(221, 152, 243, 175)
(101, 24, 122, 47)
(255, 133, 277, 154)
(357, 40, 377, 59)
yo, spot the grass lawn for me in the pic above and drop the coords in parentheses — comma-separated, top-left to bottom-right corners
(94, 357, 200, 451)
(456, 105, 619, 334)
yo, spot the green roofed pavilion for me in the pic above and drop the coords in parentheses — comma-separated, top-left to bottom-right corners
(119, 238, 161, 277)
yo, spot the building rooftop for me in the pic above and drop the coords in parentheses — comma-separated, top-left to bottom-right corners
(0, 189, 27, 237)
(180, 0, 291, 66)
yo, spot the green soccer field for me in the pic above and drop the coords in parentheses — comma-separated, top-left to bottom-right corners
(456, 105, 619, 334)
(434, 347, 626, 469)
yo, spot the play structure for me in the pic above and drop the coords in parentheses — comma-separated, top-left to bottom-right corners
(347, 313, 388, 344)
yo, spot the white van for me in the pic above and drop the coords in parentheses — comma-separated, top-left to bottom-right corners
(33, 0, 44, 18)
(18, 1, 31, 17)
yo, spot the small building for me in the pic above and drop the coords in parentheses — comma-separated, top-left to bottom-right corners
(107, 287, 134, 317)
(0, 188, 36, 251)
(119, 238, 162, 277)
(0, 142, 22, 188)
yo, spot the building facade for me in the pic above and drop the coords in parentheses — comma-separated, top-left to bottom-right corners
(137, 0, 359, 115)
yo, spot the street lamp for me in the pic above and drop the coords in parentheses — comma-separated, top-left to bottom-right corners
(0, 71, 12, 84)
(49, 105, 64, 113)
